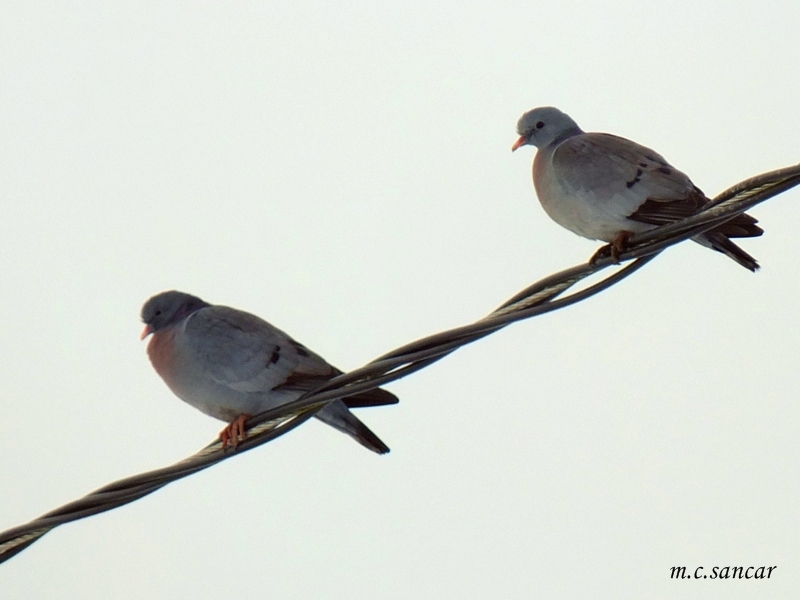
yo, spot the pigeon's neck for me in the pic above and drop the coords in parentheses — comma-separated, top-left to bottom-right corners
(173, 300, 210, 324)
(547, 126, 583, 149)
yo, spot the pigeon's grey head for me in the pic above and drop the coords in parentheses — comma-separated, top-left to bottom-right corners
(140, 290, 210, 339)
(512, 106, 583, 151)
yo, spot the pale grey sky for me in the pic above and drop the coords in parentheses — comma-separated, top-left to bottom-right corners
(1, 1, 798, 598)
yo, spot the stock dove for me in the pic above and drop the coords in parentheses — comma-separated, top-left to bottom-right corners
(141, 290, 396, 452)
(512, 106, 762, 270)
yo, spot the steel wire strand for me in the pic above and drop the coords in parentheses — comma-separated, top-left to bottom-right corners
(0, 409, 318, 562)
(1, 162, 798, 564)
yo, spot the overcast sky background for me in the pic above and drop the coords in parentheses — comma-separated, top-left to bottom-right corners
(1, 2, 799, 598)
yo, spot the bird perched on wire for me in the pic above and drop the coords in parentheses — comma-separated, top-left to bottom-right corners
(511, 106, 763, 270)
(140, 290, 396, 452)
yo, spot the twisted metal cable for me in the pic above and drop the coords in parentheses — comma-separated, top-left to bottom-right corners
(2, 162, 798, 564)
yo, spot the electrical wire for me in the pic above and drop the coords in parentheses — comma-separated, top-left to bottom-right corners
(1, 162, 798, 564)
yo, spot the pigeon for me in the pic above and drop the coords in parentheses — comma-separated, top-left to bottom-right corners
(141, 290, 396, 452)
(512, 106, 762, 270)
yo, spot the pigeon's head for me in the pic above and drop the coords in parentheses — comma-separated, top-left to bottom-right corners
(140, 290, 210, 339)
(512, 106, 582, 151)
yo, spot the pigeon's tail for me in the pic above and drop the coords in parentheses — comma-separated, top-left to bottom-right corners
(700, 230, 760, 272)
(697, 211, 763, 271)
(316, 400, 391, 454)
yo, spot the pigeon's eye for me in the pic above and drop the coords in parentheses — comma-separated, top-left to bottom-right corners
(154, 310, 162, 317)
(536, 121, 545, 129)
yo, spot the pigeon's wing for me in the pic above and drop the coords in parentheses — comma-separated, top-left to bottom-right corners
(555, 133, 762, 236)
(340, 388, 399, 408)
(551, 132, 702, 224)
(181, 306, 333, 394)
(184, 306, 399, 407)
(275, 343, 399, 408)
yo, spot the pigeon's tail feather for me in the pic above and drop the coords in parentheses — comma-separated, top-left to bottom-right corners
(701, 230, 760, 272)
(316, 400, 391, 454)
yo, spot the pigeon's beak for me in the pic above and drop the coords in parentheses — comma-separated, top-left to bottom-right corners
(140, 324, 152, 340)
(511, 135, 528, 152)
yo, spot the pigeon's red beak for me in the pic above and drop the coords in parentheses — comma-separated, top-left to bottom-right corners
(140, 324, 152, 340)
(511, 136, 527, 152)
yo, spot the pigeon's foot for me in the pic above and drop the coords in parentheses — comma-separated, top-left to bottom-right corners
(590, 231, 632, 265)
(220, 414, 251, 450)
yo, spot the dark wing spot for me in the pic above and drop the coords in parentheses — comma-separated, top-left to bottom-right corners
(294, 343, 309, 357)
(268, 348, 280, 365)
(626, 168, 643, 189)
(638, 162, 648, 168)
(658, 166, 673, 175)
